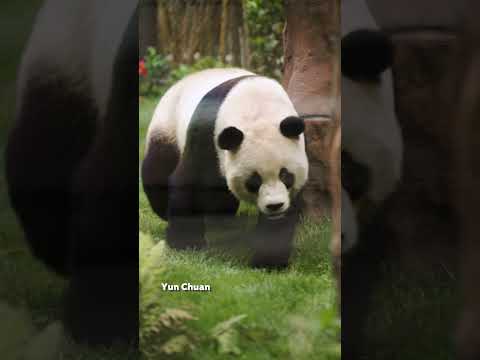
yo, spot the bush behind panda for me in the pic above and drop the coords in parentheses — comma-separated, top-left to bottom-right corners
(142, 68, 309, 268)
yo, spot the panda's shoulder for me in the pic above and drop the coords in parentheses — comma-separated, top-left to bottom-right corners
(176, 69, 255, 123)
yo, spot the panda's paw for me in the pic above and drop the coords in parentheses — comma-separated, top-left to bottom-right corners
(250, 253, 290, 270)
(166, 216, 207, 250)
(166, 235, 207, 251)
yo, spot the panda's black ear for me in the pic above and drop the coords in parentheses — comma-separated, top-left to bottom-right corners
(342, 29, 394, 81)
(218, 126, 244, 151)
(280, 116, 305, 138)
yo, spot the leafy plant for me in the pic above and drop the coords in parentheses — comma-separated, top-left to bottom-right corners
(139, 47, 229, 98)
(244, 0, 285, 79)
(169, 57, 227, 84)
(210, 314, 247, 355)
(139, 47, 171, 97)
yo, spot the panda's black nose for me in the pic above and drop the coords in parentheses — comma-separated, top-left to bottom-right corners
(267, 203, 284, 211)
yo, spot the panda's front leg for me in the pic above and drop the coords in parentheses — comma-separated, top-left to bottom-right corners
(166, 169, 206, 250)
(250, 203, 300, 269)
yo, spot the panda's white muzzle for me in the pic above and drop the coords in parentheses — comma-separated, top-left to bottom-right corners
(258, 182, 290, 218)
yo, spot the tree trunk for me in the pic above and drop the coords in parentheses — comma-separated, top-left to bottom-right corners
(283, 0, 340, 294)
(240, 0, 251, 68)
(155, 0, 244, 66)
(230, 1, 243, 65)
(157, 2, 171, 55)
(283, 0, 340, 220)
(219, 0, 230, 62)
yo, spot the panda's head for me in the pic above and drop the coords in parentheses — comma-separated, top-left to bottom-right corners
(215, 78, 309, 219)
(341, 0, 403, 252)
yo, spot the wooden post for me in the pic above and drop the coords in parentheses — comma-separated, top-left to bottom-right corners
(282, 0, 341, 292)
(283, 0, 340, 219)
(219, 0, 230, 62)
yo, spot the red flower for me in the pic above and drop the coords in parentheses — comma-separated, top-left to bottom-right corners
(139, 59, 147, 77)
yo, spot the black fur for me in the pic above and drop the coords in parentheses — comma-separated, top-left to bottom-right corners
(142, 137, 179, 220)
(279, 167, 294, 189)
(218, 126, 244, 150)
(342, 29, 394, 82)
(5, 7, 139, 346)
(280, 116, 305, 138)
(245, 171, 262, 193)
(165, 75, 254, 249)
(250, 199, 301, 269)
(6, 70, 96, 276)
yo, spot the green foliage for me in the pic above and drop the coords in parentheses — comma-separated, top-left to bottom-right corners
(244, 0, 285, 79)
(140, 47, 228, 98)
(140, 0, 286, 97)
(144, 47, 170, 82)
(139, 47, 170, 97)
(170, 57, 227, 84)
(210, 314, 247, 355)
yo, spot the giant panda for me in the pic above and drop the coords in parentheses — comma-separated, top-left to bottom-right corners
(340, 0, 403, 357)
(142, 68, 309, 268)
(341, 0, 403, 252)
(5, 0, 138, 345)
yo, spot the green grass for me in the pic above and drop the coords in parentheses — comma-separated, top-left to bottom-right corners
(138, 97, 340, 359)
(362, 262, 459, 360)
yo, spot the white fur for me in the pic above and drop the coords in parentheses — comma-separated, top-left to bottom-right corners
(341, 0, 403, 251)
(146, 68, 309, 216)
(17, 0, 137, 118)
(341, 189, 358, 253)
(147, 68, 254, 153)
(215, 76, 308, 215)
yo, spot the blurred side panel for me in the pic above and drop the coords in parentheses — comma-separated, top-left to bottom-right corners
(453, 1, 480, 359)
(1, 0, 139, 356)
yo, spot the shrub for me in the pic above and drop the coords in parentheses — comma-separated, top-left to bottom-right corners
(140, 47, 229, 98)
(139, 47, 171, 97)
(244, 0, 285, 79)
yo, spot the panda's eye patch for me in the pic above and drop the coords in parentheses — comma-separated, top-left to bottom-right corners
(245, 172, 262, 193)
(279, 167, 295, 189)
(341, 150, 371, 201)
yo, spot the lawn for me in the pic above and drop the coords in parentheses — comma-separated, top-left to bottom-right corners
(138, 97, 341, 359)
(363, 262, 459, 359)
